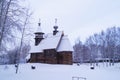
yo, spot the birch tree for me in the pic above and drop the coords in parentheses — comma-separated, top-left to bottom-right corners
(0, 0, 32, 65)
(15, 8, 32, 73)
(0, 0, 27, 52)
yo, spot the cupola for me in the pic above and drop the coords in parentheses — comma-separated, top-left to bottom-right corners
(34, 19, 44, 46)
(53, 18, 59, 35)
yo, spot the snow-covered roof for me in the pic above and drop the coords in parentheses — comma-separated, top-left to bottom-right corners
(30, 45, 43, 53)
(30, 31, 62, 53)
(30, 31, 73, 53)
(40, 32, 62, 50)
(57, 35, 73, 52)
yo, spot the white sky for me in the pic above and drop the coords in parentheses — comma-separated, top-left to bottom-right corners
(25, 0, 120, 44)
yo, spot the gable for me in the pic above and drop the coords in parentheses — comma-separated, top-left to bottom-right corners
(57, 35, 73, 52)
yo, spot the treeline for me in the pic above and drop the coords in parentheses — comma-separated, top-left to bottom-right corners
(73, 27, 120, 65)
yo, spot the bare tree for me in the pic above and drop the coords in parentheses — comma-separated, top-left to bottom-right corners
(0, 0, 29, 52)
(0, 0, 12, 51)
(73, 39, 82, 63)
(74, 26, 120, 67)
(0, 0, 33, 65)
(7, 44, 30, 64)
(73, 38, 90, 63)
(7, 47, 19, 64)
(15, 8, 32, 73)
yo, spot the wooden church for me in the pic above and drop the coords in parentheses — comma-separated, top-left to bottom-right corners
(27, 20, 73, 65)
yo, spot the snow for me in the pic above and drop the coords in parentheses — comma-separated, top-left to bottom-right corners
(57, 35, 73, 52)
(26, 54, 31, 60)
(30, 45, 43, 53)
(0, 63, 120, 80)
(30, 31, 73, 54)
(40, 31, 62, 49)
(30, 31, 62, 53)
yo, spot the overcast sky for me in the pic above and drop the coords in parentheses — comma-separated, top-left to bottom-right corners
(26, 0, 120, 44)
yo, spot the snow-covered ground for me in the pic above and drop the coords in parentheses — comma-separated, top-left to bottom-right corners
(0, 63, 120, 80)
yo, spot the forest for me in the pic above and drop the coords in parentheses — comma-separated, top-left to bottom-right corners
(73, 27, 120, 65)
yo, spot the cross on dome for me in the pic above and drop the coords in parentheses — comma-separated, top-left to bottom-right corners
(36, 18, 42, 32)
